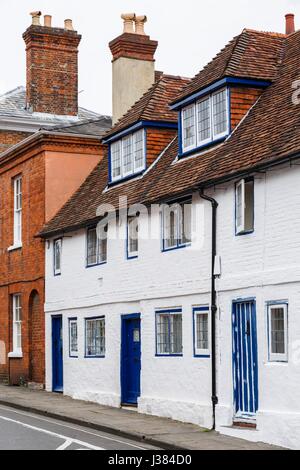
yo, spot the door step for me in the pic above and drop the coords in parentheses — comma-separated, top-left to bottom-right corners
(233, 421, 257, 430)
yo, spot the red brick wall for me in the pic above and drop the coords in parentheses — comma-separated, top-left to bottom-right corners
(230, 87, 263, 130)
(146, 128, 177, 166)
(0, 151, 45, 385)
(23, 25, 81, 116)
(0, 130, 31, 152)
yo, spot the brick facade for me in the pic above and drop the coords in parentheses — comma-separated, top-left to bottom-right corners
(230, 86, 263, 130)
(0, 130, 31, 152)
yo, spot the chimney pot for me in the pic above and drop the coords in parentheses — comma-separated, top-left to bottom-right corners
(285, 13, 295, 35)
(135, 15, 147, 35)
(64, 19, 74, 31)
(121, 13, 135, 34)
(44, 15, 52, 27)
(30, 11, 42, 26)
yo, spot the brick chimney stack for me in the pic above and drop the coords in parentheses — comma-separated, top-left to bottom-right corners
(109, 13, 158, 124)
(285, 13, 295, 35)
(23, 12, 81, 116)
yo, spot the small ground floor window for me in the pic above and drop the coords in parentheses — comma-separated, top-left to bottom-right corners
(85, 317, 105, 357)
(155, 309, 183, 356)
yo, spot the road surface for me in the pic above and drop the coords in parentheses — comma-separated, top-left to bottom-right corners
(0, 404, 159, 450)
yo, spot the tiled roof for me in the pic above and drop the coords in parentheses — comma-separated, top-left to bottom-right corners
(47, 116, 112, 137)
(172, 29, 286, 105)
(40, 28, 300, 238)
(104, 74, 191, 138)
(0, 86, 106, 126)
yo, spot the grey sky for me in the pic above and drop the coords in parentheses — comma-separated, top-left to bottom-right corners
(0, 0, 299, 116)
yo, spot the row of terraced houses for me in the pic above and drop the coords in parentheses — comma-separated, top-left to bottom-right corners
(0, 10, 300, 449)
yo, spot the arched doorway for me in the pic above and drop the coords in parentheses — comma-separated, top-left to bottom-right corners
(29, 290, 44, 384)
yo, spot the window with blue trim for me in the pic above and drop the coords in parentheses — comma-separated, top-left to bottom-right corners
(86, 224, 107, 266)
(110, 129, 145, 182)
(156, 309, 182, 355)
(162, 199, 192, 250)
(268, 304, 288, 362)
(69, 318, 78, 357)
(127, 214, 139, 258)
(85, 317, 105, 357)
(235, 178, 254, 235)
(181, 88, 229, 153)
(193, 307, 209, 356)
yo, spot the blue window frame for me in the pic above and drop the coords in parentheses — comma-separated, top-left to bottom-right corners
(181, 87, 230, 155)
(85, 317, 105, 358)
(127, 214, 139, 259)
(162, 198, 192, 251)
(86, 225, 107, 267)
(193, 307, 210, 357)
(69, 318, 78, 358)
(53, 238, 62, 276)
(155, 309, 183, 356)
(267, 302, 288, 362)
(235, 178, 254, 235)
(109, 129, 146, 183)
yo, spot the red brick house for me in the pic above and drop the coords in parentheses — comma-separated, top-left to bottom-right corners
(0, 12, 111, 386)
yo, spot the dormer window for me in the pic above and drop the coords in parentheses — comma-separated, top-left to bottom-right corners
(181, 88, 229, 154)
(110, 129, 145, 183)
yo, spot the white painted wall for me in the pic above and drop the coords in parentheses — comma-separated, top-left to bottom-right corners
(45, 163, 300, 449)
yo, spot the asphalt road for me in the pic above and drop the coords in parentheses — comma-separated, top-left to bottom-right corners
(0, 405, 159, 450)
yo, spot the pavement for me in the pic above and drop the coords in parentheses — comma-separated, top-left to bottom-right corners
(0, 385, 282, 450)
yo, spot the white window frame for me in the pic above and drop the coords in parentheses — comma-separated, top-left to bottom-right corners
(86, 225, 107, 266)
(12, 294, 22, 355)
(127, 214, 139, 259)
(181, 87, 229, 153)
(54, 238, 62, 276)
(85, 317, 105, 358)
(69, 318, 78, 357)
(13, 175, 22, 247)
(162, 199, 192, 251)
(110, 129, 145, 183)
(268, 304, 288, 362)
(193, 307, 210, 357)
(235, 178, 254, 235)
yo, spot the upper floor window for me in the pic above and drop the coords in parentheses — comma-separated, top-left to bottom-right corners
(268, 304, 288, 362)
(86, 225, 107, 267)
(235, 178, 254, 235)
(13, 176, 22, 246)
(127, 215, 139, 259)
(162, 199, 192, 251)
(110, 129, 145, 183)
(54, 238, 62, 276)
(181, 88, 229, 153)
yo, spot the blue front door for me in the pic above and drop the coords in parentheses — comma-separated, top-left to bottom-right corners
(121, 315, 141, 405)
(232, 300, 258, 419)
(52, 316, 63, 392)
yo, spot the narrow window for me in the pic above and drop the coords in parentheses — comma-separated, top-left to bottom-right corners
(127, 215, 139, 258)
(194, 308, 209, 356)
(54, 238, 62, 275)
(182, 105, 196, 151)
(162, 199, 192, 250)
(197, 97, 211, 144)
(133, 129, 144, 172)
(12, 294, 22, 354)
(156, 310, 183, 355)
(13, 176, 22, 246)
(268, 304, 288, 362)
(69, 319, 78, 357)
(85, 317, 105, 357)
(111, 141, 121, 181)
(122, 135, 133, 176)
(212, 88, 228, 138)
(87, 225, 107, 266)
(235, 178, 254, 235)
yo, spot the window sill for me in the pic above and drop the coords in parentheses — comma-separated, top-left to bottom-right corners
(86, 261, 107, 269)
(162, 243, 191, 253)
(8, 351, 23, 359)
(179, 134, 228, 158)
(7, 243, 22, 252)
(84, 355, 105, 359)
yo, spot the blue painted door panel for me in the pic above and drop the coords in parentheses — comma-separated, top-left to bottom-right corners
(52, 316, 63, 392)
(121, 317, 141, 405)
(232, 301, 258, 417)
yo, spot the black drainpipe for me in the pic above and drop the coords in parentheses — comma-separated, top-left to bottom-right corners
(199, 190, 218, 429)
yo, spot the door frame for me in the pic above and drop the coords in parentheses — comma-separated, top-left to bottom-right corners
(120, 313, 141, 405)
(232, 298, 258, 421)
(52, 314, 63, 393)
